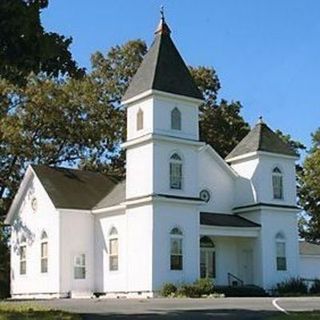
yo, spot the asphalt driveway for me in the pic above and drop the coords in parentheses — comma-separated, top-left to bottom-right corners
(5, 297, 320, 319)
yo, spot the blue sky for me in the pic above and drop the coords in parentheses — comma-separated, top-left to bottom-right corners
(42, 0, 320, 153)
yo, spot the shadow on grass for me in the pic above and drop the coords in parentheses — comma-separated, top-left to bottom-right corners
(81, 309, 278, 320)
(0, 310, 80, 320)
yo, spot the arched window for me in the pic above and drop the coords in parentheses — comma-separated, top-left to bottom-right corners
(170, 153, 183, 190)
(171, 107, 181, 130)
(20, 235, 27, 275)
(275, 232, 287, 271)
(170, 227, 183, 270)
(109, 227, 119, 271)
(272, 167, 283, 199)
(40, 231, 48, 273)
(136, 108, 144, 131)
(200, 236, 216, 279)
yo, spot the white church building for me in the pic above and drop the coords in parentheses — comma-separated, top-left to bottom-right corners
(5, 15, 320, 299)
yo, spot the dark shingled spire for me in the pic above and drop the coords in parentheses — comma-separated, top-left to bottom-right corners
(122, 11, 203, 102)
(226, 119, 298, 160)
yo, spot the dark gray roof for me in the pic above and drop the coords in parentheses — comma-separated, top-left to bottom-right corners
(226, 121, 297, 160)
(32, 165, 119, 210)
(200, 212, 260, 228)
(122, 18, 203, 102)
(94, 181, 126, 209)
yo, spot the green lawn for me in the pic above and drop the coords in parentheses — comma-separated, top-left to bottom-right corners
(0, 302, 80, 320)
(270, 312, 320, 320)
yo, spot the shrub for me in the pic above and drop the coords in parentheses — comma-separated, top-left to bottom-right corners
(176, 284, 201, 298)
(193, 278, 214, 295)
(160, 283, 177, 297)
(276, 277, 308, 296)
(214, 285, 268, 297)
(310, 279, 320, 294)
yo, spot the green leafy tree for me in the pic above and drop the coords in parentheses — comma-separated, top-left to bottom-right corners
(275, 129, 306, 157)
(80, 40, 147, 175)
(298, 128, 320, 243)
(190, 67, 250, 158)
(0, 0, 83, 85)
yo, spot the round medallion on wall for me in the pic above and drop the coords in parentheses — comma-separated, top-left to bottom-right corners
(200, 189, 211, 203)
(31, 197, 38, 212)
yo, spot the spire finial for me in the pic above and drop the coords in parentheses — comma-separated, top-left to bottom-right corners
(155, 5, 171, 35)
(160, 5, 165, 21)
(257, 116, 264, 125)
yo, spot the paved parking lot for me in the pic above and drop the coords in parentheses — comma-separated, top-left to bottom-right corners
(5, 297, 320, 319)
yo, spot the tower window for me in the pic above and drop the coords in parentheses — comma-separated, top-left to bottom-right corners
(137, 109, 144, 131)
(109, 227, 119, 271)
(170, 153, 183, 190)
(170, 227, 183, 270)
(275, 232, 287, 271)
(40, 231, 48, 273)
(272, 167, 283, 199)
(19, 235, 27, 275)
(171, 107, 181, 130)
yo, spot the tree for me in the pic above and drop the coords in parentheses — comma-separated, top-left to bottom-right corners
(275, 129, 306, 157)
(0, 74, 125, 200)
(190, 67, 250, 158)
(298, 128, 320, 243)
(0, 0, 83, 85)
(80, 39, 147, 176)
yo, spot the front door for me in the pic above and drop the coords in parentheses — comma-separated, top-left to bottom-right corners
(242, 249, 253, 284)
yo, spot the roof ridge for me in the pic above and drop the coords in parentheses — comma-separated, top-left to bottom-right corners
(150, 34, 162, 89)
(257, 122, 264, 150)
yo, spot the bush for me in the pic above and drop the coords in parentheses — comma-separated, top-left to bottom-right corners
(276, 277, 308, 296)
(160, 283, 177, 297)
(176, 284, 201, 298)
(193, 278, 214, 295)
(160, 278, 216, 298)
(215, 285, 268, 297)
(310, 279, 320, 294)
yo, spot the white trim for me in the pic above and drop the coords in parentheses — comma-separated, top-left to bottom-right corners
(152, 196, 202, 205)
(5, 165, 35, 224)
(121, 89, 203, 106)
(125, 196, 153, 207)
(226, 151, 298, 163)
(124, 195, 202, 207)
(200, 225, 260, 238)
(57, 208, 92, 214)
(233, 205, 301, 214)
(122, 133, 204, 149)
(199, 144, 239, 179)
(92, 204, 126, 214)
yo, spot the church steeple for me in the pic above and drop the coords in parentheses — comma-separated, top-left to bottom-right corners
(122, 11, 203, 103)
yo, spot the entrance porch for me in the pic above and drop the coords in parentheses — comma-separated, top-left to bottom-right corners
(200, 212, 260, 287)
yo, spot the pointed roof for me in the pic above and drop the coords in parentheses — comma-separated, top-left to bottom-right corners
(226, 119, 298, 160)
(122, 13, 203, 102)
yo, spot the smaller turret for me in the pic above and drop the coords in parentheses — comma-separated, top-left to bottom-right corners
(226, 119, 298, 207)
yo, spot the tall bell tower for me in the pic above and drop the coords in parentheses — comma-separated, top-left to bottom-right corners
(121, 11, 204, 295)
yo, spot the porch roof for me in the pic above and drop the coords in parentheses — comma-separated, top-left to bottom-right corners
(200, 212, 260, 228)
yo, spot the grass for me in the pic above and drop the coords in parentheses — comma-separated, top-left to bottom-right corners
(270, 312, 320, 320)
(0, 302, 81, 320)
